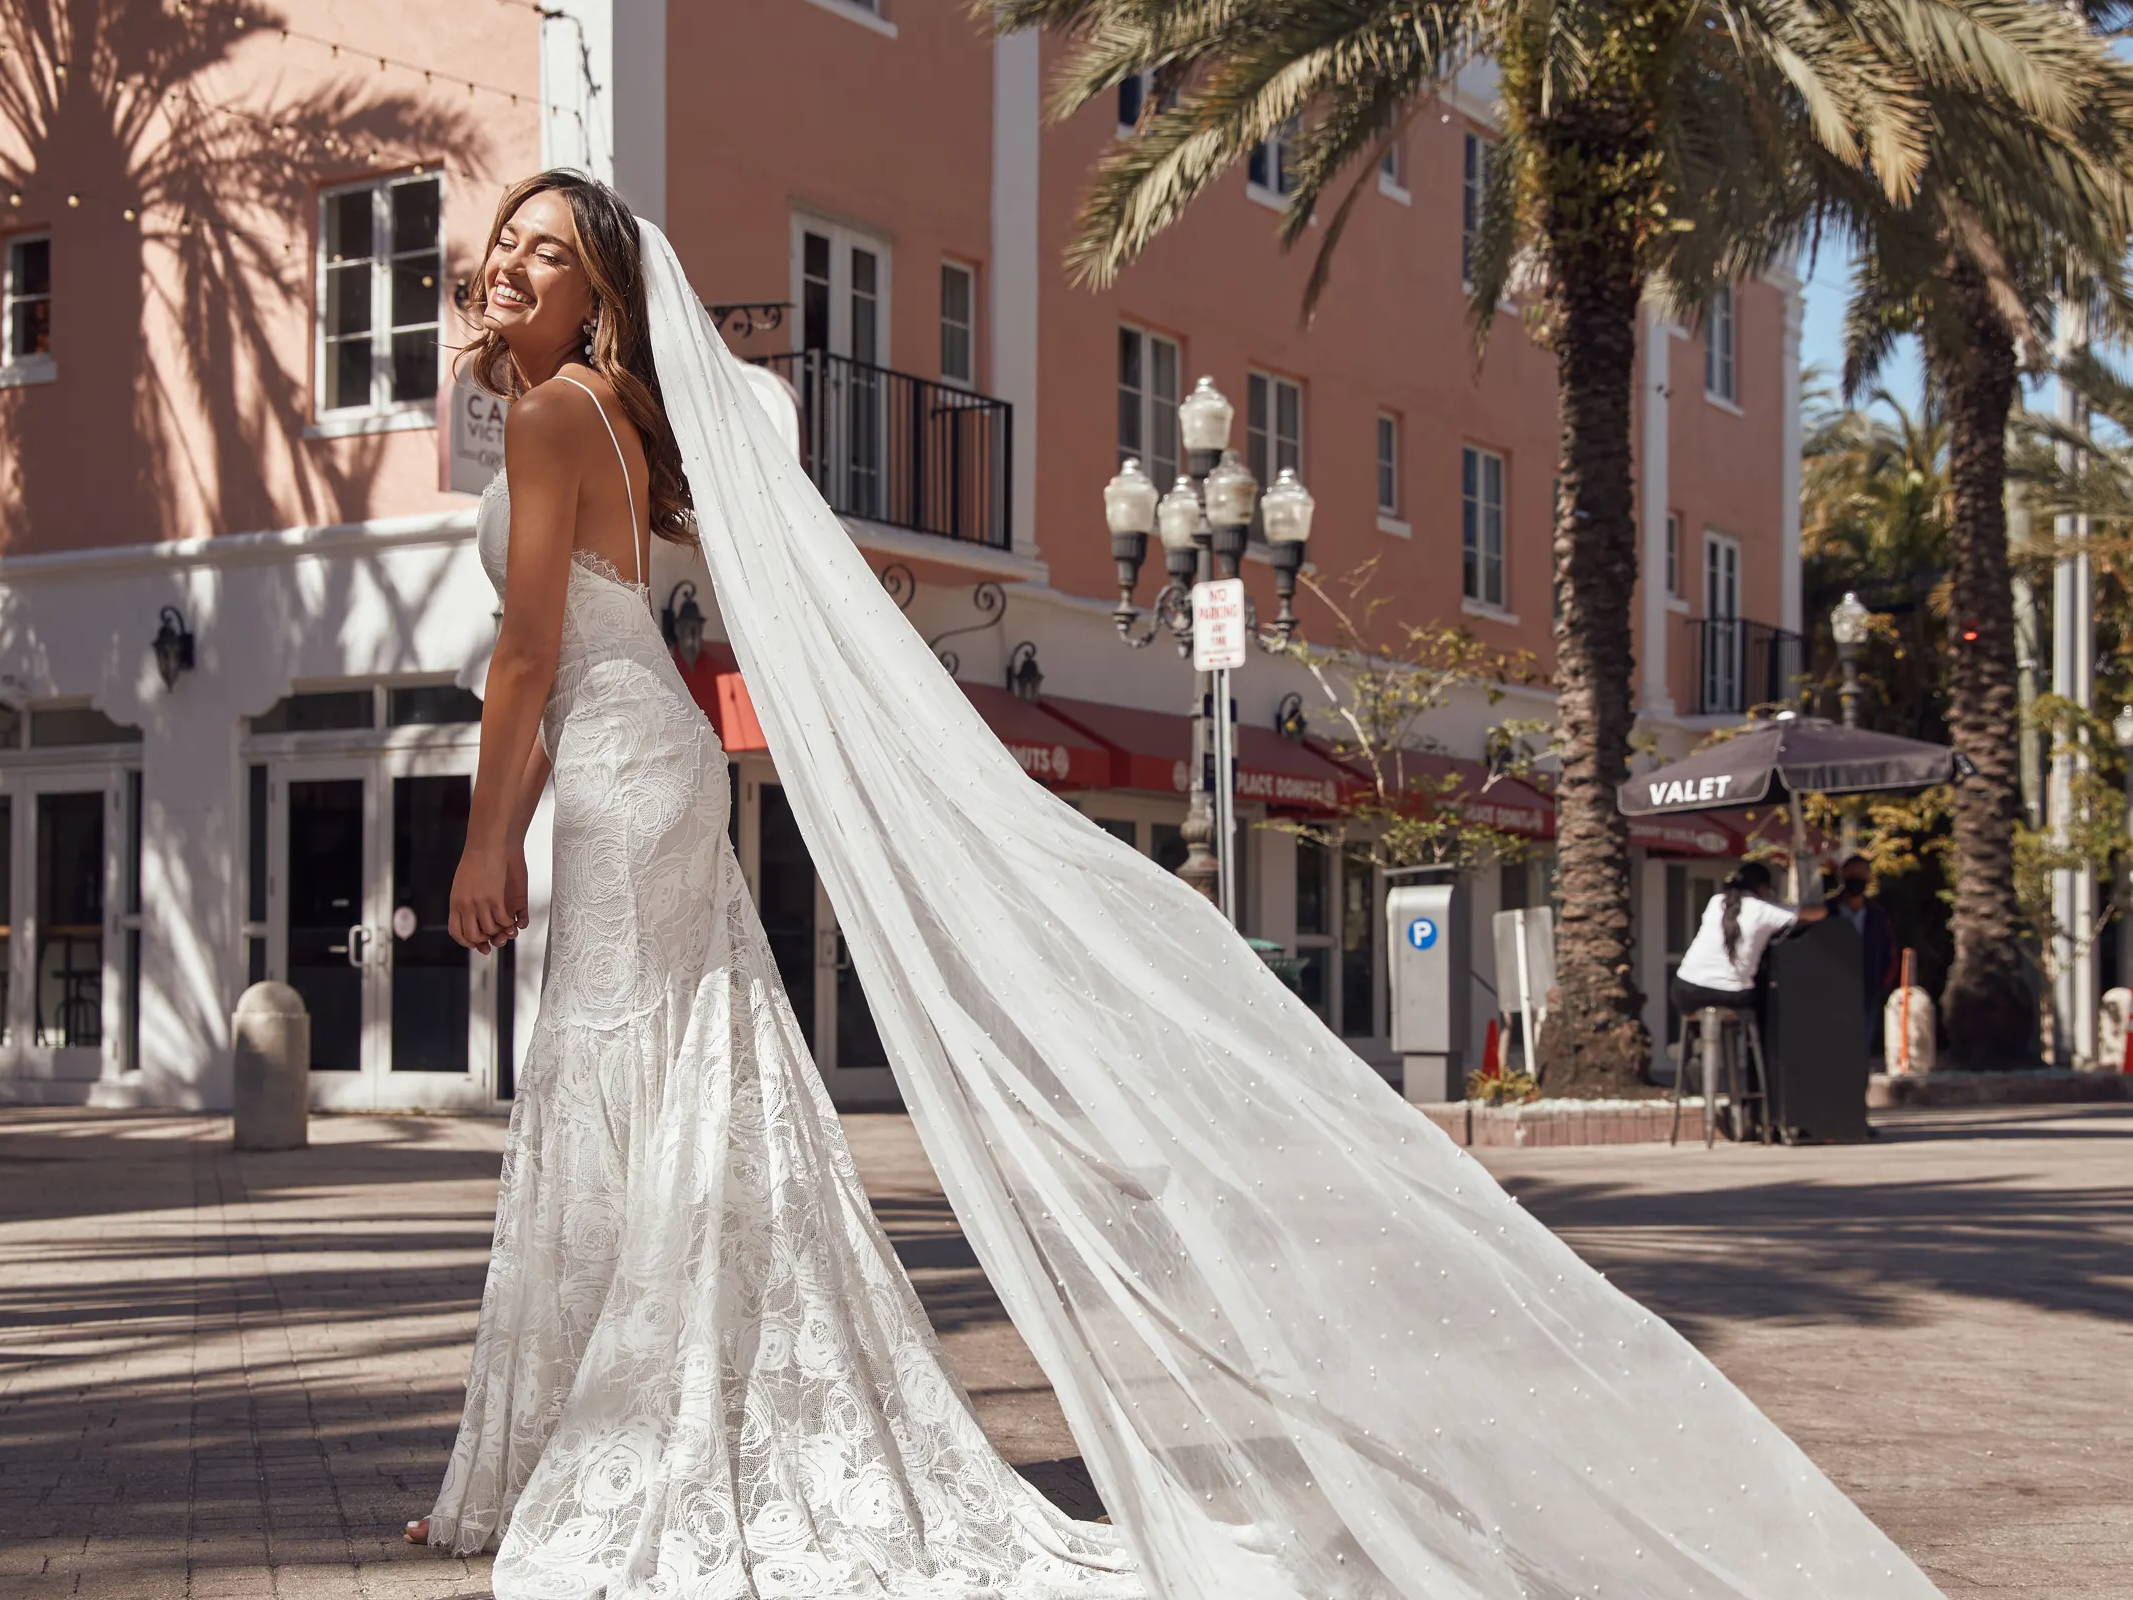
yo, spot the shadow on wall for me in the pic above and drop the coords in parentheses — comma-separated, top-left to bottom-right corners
(0, 0, 489, 556)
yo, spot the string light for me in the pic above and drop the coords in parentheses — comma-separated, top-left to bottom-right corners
(0, 4, 593, 249)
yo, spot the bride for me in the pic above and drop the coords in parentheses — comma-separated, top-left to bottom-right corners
(408, 169, 1946, 1600)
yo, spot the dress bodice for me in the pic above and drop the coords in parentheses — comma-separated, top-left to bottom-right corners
(475, 468, 653, 605)
(475, 468, 710, 757)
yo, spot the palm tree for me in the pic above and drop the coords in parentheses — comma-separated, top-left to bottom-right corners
(1801, 383, 1953, 741)
(1825, 43, 2133, 1065)
(2012, 348, 2133, 732)
(989, 0, 2121, 1092)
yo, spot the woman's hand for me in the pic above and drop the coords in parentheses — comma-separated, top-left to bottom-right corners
(504, 845, 529, 941)
(450, 841, 523, 954)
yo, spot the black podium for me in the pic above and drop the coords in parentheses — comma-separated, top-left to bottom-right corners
(1760, 916, 1872, 1143)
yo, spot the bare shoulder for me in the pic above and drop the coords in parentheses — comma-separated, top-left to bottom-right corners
(506, 374, 604, 449)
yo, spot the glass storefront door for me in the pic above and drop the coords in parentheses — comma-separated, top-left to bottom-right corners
(268, 750, 497, 1109)
(752, 776, 895, 1106)
(0, 768, 137, 1085)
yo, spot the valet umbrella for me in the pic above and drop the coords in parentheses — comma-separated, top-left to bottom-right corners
(1619, 713, 1963, 897)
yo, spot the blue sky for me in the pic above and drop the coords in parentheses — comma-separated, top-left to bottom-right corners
(1798, 242, 1925, 412)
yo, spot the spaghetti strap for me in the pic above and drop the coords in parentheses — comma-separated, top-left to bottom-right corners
(554, 371, 645, 590)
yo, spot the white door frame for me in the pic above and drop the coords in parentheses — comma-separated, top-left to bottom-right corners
(1703, 528, 1743, 711)
(792, 214, 894, 523)
(264, 744, 497, 1111)
(0, 761, 135, 1087)
(734, 757, 898, 1106)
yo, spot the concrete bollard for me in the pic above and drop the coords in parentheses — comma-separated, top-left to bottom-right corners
(1883, 986, 1935, 1075)
(2100, 988, 2133, 1075)
(232, 981, 310, 1151)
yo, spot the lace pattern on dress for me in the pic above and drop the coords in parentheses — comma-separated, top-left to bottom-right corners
(569, 545, 652, 600)
(435, 462, 1140, 1598)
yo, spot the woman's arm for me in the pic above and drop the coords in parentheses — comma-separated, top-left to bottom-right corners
(495, 740, 553, 941)
(450, 386, 582, 953)
(508, 741, 553, 845)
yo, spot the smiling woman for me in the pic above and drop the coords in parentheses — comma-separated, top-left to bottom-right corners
(452, 172, 696, 554)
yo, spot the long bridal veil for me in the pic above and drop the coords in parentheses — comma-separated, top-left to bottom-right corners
(638, 217, 1942, 1600)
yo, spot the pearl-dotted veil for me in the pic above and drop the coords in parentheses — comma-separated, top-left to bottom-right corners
(638, 217, 1943, 1600)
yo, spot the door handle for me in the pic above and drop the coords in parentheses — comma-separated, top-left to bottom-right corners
(346, 925, 369, 968)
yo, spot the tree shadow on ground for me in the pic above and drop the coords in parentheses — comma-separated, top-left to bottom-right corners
(9, 1105, 2124, 1559)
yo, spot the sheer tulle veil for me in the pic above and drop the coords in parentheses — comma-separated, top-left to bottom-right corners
(637, 216, 1943, 1600)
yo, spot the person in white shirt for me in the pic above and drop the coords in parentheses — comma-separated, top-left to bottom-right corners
(1671, 859, 1829, 1018)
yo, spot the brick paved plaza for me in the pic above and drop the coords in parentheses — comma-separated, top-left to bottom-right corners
(0, 1102, 2125, 1598)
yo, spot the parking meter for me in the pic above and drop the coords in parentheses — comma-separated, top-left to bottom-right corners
(1386, 867, 1468, 1102)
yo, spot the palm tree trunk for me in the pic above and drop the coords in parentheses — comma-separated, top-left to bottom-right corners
(1929, 264, 2034, 1065)
(1531, 111, 1652, 1095)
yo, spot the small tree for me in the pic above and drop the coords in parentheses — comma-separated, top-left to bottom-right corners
(1267, 561, 1548, 874)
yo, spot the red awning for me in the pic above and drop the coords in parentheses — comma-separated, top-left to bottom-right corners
(674, 641, 767, 751)
(957, 683, 1118, 789)
(1627, 810, 1742, 857)
(1041, 694, 1353, 812)
(1334, 752, 1556, 840)
(673, 645, 1116, 789)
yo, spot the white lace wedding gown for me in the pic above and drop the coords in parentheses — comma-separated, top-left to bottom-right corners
(423, 389, 1140, 1598)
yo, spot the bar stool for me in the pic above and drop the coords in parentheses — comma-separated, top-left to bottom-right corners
(1669, 1004, 1771, 1147)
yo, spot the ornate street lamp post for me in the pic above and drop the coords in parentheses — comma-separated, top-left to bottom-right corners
(1103, 378, 1315, 914)
(1830, 590, 1870, 729)
(1830, 590, 1872, 860)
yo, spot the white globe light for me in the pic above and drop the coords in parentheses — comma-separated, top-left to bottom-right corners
(1104, 458, 1159, 536)
(1830, 590, 1871, 649)
(1156, 476, 1203, 551)
(1178, 377, 1234, 454)
(1203, 449, 1258, 529)
(1260, 467, 1315, 544)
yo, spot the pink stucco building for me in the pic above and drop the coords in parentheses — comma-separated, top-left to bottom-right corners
(0, 0, 1802, 1109)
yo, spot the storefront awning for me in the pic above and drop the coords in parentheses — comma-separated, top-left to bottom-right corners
(675, 641, 765, 752)
(1333, 752, 1557, 840)
(1627, 811, 1742, 857)
(1041, 694, 1353, 812)
(675, 646, 1117, 790)
(956, 683, 1117, 789)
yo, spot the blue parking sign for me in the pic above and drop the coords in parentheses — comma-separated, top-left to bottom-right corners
(1406, 917, 1439, 951)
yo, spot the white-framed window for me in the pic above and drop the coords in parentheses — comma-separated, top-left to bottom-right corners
(1118, 325, 1181, 487)
(3, 233, 51, 370)
(316, 172, 442, 417)
(1246, 370, 1304, 537)
(801, 0, 897, 34)
(1461, 444, 1507, 609)
(1378, 135, 1408, 200)
(1248, 120, 1300, 202)
(797, 216, 891, 366)
(1702, 529, 1743, 711)
(1705, 285, 1738, 403)
(939, 261, 975, 388)
(1375, 412, 1401, 517)
(1704, 529, 1740, 620)
(1461, 132, 1492, 288)
(1117, 70, 1177, 134)
(796, 216, 893, 517)
(1666, 511, 1682, 598)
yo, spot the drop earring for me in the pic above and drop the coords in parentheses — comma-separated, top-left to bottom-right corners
(581, 319, 596, 362)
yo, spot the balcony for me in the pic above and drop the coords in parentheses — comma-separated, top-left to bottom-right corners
(1679, 616, 1805, 718)
(756, 351, 1012, 550)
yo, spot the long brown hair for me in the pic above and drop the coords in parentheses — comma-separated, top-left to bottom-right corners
(453, 169, 695, 544)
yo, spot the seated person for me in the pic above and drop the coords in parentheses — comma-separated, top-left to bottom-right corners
(1671, 859, 1829, 1022)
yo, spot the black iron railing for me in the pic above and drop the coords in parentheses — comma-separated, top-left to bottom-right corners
(1689, 617, 1805, 716)
(755, 351, 1013, 550)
